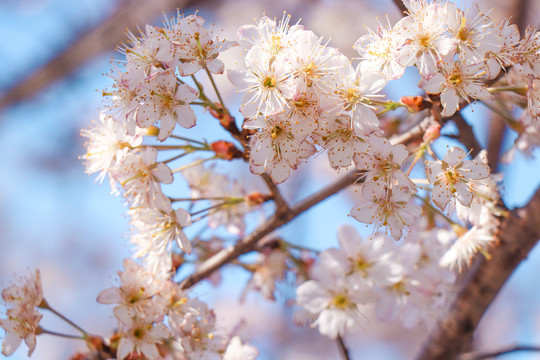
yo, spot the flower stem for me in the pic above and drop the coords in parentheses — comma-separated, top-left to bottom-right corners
(39, 327, 86, 340)
(168, 134, 208, 146)
(170, 196, 240, 202)
(39, 299, 88, 337)
(172, 157, 217, 173)
(204, 67, 228, 114)
(337, 334, 351, 360)
(487, 85, 528, 96)
(163, 152, 190, 164)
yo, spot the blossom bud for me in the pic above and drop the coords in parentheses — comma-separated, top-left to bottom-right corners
(401, 96, 431, 112)
(210, 140, 243, 160)
(85, 335, 104, 351)
(209, 103, 239, 134)
(423, 122, 441, 142)
(246, 191, 270, 206)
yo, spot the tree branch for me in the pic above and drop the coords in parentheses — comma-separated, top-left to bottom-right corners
(180, 117, 431, 290)
(459, 344, 540, 360)
(416, 186, 540, 360)
(261, 173, 290, 216)
(392, 0, 408, 15)
(180, 170, 359, 289)
(452, 112, 482, 158)
(0, 0, 214, 112)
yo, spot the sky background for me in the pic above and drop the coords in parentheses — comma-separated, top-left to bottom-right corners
(0, 0, 540, 359)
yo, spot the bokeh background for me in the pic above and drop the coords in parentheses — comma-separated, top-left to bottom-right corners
(0, 0, 540, 359)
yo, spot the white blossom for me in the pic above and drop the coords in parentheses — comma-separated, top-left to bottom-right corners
(426, 147, 490, 211)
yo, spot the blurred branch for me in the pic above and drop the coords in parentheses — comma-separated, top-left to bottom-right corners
(392, 0, 408, 15)
(416, 185, 540, 360)
(452, 112, 482, 158)
(486, 114, 506, 170)
(485, 0, 529, 171)
(337, 335, 351, 360)
(0, 0, 213, 112)
(261, 173, 291, 216)
(459, 344, 540, 360)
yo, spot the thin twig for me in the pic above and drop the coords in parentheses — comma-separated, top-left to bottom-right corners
(261, 173, 290, 215)
(337, 334, 351, 360)
(39, 328, 85, 340)
(389, 115, 433, 145)
(180, 170, 359, 289)
(459, 345, 540, 360)
(0, 0, 216, 112)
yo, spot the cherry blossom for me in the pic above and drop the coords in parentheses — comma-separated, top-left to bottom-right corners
(354, 20, 405, 81)
(426, 147, 490, 210)
(0, 304, 42, 356)
(114, 306, 170, 360)
(2, 270, 43, 308)
(111, 147, 173, 207)
(420, 56, 492, 117)
(223, 337, 259, 360)
(394, 0, 455, 77)
(136, 69, 198, 141)
(228, 46, 295, 118)
(350, 182, 422, 240)
(246, 112, 316, 183)
(81, 112, 143, 185)
(164, 14, 236, 75)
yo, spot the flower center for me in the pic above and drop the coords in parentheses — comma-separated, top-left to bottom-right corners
(332, 293, 350, 309)
(271, 125, 283, 139)
(263, 76, 276, 88)
(418, 34, 431, 48)
(448, 73, 463, 86)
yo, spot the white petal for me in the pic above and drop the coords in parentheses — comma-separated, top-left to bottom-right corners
(174, 106, 197, 129)
(152, 163, 173, 184)
(96, 287, 122, 304)
(420, 73, 445, 94)
(440, 88, 460, 117)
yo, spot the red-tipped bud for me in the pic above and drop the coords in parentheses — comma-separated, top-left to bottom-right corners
(246, 191, 271, 206)
(401, 96, 431, 112)
(210, 140, 243, 160)
(209, 103, 237, 131)
(85, 336, 104, 351)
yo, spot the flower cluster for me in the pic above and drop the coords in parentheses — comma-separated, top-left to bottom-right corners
(296, 225, 456, 338)
(0, 270, 43, 356)
(97, 259, 258, 359)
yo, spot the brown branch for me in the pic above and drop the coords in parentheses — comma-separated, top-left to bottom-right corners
(261, 173, 291, 216)
(459, 344, 540, 360)
(392, 0, 408, 15)
(180, 170, 359, 289)
(452, 112, 482, 158)
(486, 114, 506, 172)
(390, 115, 433, 145)
(0, 0, 214, 112)
(416, 186, 540, 360)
